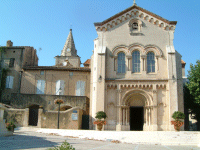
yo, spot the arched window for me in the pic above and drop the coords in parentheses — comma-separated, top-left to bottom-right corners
(147, 52, 155, 73)
(132, 51, 140, 73)
(132, 22, 138, 31)
(56, 80, 65, 95)
(117, 52, 125, 73)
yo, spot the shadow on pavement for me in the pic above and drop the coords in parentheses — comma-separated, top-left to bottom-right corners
(0, 132, 73, 150)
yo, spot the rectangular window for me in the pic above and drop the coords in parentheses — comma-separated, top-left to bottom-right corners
(56, 80, 64, 95)
(40, 70, 44, 75)
(9, 58, 15, 67)
(6, 76, 14, 89)
(76, 81, 85, 96)
(3, 59, 10, 68)
(36, 80, 45, 94)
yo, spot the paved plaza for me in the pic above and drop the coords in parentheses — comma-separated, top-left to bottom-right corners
(0, 127, 200, 150)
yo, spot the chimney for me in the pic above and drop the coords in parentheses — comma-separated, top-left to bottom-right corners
(6, 40, 13, 47)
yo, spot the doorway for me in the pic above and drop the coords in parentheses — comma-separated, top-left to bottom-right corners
(29, 105, 39, 126)
(130, 107, 144, 131)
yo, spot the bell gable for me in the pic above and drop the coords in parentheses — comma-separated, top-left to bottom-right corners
(94, 5, 177, 32)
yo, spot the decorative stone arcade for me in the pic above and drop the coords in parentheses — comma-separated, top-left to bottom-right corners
(115, 84, 164, 131)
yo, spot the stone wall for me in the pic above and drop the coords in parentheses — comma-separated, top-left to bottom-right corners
(4, 108, 25, 127)
(41, 107, 83, 129)
(4, 107, 83, 129)
(10, 93, 89, 115)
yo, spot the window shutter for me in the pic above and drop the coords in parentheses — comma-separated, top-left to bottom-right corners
(76, 81, 81, 96)
(6, 76, 10, 88)
(41, 80, 45, 94)
(9, 76, 14, 88)
(56, 80, 60, 95)
(36, 80, 41, 94)
(80, 81, 85, 96)
(60, 80, 64, 95)
(5, 76, 14, 89)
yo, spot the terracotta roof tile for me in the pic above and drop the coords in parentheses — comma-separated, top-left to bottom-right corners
(83, 59, 91, 65)
(181, 60, 186, 64)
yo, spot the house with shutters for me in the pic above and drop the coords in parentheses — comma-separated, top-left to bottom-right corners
(1, 2, 186, 131)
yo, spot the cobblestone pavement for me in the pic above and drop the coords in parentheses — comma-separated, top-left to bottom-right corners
(0, 131, 200, 150)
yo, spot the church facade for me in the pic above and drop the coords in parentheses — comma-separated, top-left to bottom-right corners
(1, 3, 185, 131)
(90, 4, 184, 131)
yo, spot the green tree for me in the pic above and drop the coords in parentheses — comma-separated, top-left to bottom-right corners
(186, 60, 200, 130)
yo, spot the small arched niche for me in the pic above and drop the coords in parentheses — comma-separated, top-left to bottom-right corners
(59, 105, 72, 111)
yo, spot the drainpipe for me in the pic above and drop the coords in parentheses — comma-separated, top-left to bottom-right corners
(18, 48, 24, 93)
(0, 47, 5, 103)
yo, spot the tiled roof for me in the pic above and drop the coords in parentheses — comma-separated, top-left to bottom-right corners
(83, 59, 91, 65)
(181, 60, 186, 64)
(23, 66, 90, 72)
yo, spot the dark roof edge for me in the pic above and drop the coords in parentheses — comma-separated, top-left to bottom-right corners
(22, 66, 91, 72)
(94, 5, 177, 26)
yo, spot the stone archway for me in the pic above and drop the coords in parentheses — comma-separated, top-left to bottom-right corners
(116, 89, 153, 131)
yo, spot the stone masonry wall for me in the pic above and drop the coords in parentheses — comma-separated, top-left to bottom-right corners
(10, 93, 89, 115)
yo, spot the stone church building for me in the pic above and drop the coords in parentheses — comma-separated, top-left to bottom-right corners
(1, 3, 185, 131)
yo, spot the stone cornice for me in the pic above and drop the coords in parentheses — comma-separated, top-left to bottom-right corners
(94, 5, 177, 32)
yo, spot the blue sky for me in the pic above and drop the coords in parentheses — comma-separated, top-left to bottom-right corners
(0, 0, 199, 76)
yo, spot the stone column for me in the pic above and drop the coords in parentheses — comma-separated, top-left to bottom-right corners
(116, 87, 122, 131)
(126, 55, 132, 71)
(141, 55, 147, 73)
(37, 106, 43, 128)
(126, 108, 129, 125)
(23, 108, 29, 127)
(123, 108, 126, 125)
(152, 86, 158, 131)
(149, 108, 151, 126)
(156, 56, 159, 71)
(145, 107, 148, 129)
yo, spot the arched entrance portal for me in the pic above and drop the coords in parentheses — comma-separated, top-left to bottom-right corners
(120, 89, 152, 131)
(29, 105, 39, 126)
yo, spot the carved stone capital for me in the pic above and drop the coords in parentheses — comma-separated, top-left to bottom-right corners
(141, 55, 147, 59)
(117, 89, 122, 93)
(126, 55, 132, 59)
(153, 90, 157, 93)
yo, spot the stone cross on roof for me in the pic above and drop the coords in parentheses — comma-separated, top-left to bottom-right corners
(133, 0, 136, 5)
(61, 29, 77, 57)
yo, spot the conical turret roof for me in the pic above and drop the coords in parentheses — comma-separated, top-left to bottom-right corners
(61, 29, 77, 56)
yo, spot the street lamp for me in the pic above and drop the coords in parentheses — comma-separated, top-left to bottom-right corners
(54, 99, 64, 129)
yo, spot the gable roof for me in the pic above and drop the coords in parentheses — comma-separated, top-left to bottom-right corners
(94, 5, 177, 27)
(83, 59, 91, 65)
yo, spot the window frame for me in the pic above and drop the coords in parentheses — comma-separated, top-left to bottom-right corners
(36, 80, 45, 94)
(117, 52, 126, 74)
(56, 80, 65, 95)
(6, 76, 14, 89)
(147, 52, 155, 73)
(132, 51, 141, 73)
(76, 80, 86, 96)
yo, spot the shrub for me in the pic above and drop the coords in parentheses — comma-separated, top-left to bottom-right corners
(95, 111, 107, 120)
(6, 121, 16, 131)
(172, 111, 185, 121)
(48, 141, 75, 150)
